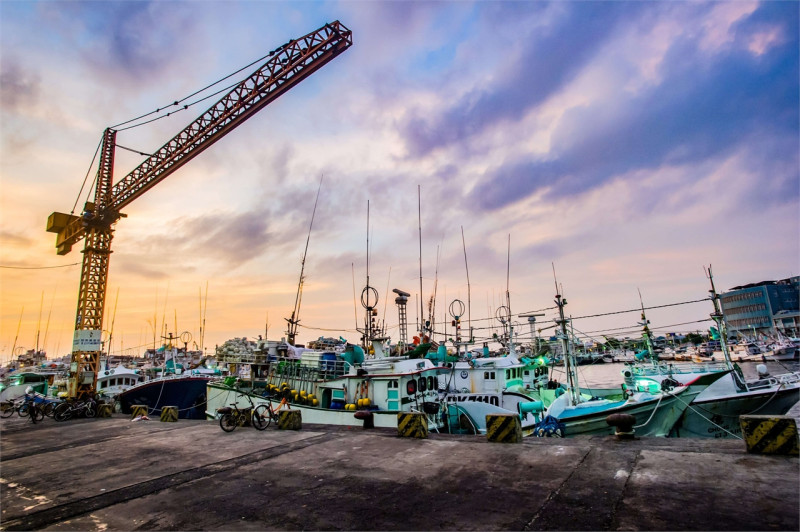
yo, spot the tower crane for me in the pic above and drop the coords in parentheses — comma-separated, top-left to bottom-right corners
(46, 21, 352, 400)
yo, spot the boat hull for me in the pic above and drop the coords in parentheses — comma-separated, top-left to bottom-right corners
(669, 386, 800, 438)
(120, 376, 211, 419)
(206, 382, 441, 430)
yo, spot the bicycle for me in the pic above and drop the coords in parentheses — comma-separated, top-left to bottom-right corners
(16, 394, 47, 423)
(217, 393, 270, 432)
(1, 400, 18, 418)
(53, 398, 97, 422)
(252, 398, 290, 429)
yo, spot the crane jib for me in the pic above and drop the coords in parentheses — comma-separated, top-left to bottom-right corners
(46, 21, 352, 400)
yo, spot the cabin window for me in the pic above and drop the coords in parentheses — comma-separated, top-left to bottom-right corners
(389, 380, 398, 388)
(419, 377, 427, 392)
(506, 370, 510, 379)
(491, 372, 495, 379)
(524, 370, 530, 376)
(484, 372, 489, 379)
(406, 379, 417, 395)
(427, 376, 434, 390)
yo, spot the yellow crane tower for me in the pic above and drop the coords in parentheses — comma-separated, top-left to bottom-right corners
(46, 21, 352, 400)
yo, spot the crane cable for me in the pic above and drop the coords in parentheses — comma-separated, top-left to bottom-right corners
(70, 135, 103, 215)
(110, 47, 281, 131)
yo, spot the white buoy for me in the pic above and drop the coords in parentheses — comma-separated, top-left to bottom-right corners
(756, 364, 769, 378)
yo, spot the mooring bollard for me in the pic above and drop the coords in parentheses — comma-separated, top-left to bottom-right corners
(131, 405, 148, 419)
(97, 403, 113, 418)
(606, 413, 636, 440)
(354, 410, 374, 429)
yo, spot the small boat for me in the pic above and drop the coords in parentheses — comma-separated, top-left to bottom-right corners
(96, 364, 144, 397)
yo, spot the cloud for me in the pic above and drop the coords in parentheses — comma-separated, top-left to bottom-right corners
(467, 1, 798, 211)
(0, 59, 40, 112)
(39, 1, 200, 86)
(399, 2, 645, 158)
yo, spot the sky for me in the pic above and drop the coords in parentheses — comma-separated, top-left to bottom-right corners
(0, 0, 798, 362)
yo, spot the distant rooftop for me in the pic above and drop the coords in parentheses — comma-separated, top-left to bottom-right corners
(730, 276, 798, 291)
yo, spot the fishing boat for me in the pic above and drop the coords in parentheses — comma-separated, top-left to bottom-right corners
(118, 346, 224, 419)
(615, 267, 800, 438)
(206, 337, 448, 430)
(95, 364, 144, 397)
(0, 371, 56, 402)
(532, 277, 727, 438)
(433, 348, 550, 435)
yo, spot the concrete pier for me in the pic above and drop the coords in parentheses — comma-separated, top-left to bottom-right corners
(1, 415, 797, 531)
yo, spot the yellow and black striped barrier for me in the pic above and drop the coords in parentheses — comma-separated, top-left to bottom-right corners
(739, 415, 798, 456)
(278, 409, 302, 430)
(97, 403, 113, 418)
(160, 406, 178, 423)
(486, 413, 522, 443)
(397, 412, 428, 439)
(131, 405, 148, 419)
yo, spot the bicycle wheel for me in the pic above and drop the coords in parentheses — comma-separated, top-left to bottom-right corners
(252, 405, 270, 430)
(0, 402, 15, 418)
(43, 402, 57, 417)
(84, 401, 97, 418)
(219, 413, 238, 432)
(17, 403, 30, 418)
(54, 402, 72, 422)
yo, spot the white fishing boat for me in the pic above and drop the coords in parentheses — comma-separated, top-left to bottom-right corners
(95, 364, 144, 397)
(206, 338, 448, 430)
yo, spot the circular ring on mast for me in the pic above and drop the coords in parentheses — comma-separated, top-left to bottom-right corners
(360, 285, 379, 310)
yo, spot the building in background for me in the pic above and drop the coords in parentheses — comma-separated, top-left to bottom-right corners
(720, 276, 799, 338)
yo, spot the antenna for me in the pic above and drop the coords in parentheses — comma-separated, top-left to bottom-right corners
(506, 234, 511, 324)
(11, 306, 23, 364)
(418, 185, 424, 337)
(461, 226, 471, 341)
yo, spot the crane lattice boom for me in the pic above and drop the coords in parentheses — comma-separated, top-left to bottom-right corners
(46, 21, 352, 399)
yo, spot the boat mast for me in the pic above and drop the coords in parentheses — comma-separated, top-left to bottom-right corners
(286, 176, 323, 346)
(637, 289, 658, 366)
(705, 266, 743, 385)
(553, 265, 581, 406)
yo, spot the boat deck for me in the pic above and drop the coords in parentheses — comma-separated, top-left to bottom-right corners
(1, 414, 797, 531)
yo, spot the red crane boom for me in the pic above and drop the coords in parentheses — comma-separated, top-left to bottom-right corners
(46, 21, 352, 399)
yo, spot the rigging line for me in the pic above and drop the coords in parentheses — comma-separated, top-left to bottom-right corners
(297, 323, 360, 334)
(581, 318, 714, 337)
(71, 135, 103, 215)
(571, 298, 709, 320)
(110, 50, 275, 129)
(115, 77, 241, 132)
(0, 263, 80, 270)
(115, 143, 152, 157)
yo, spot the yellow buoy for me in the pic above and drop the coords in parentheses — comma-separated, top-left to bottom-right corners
(312, 398, 319, 407)
(362, 398, 371, 407)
